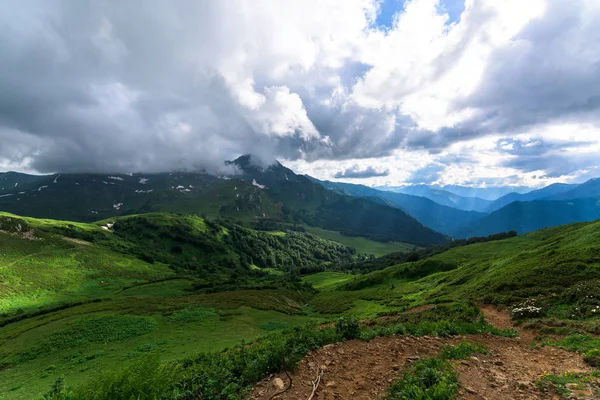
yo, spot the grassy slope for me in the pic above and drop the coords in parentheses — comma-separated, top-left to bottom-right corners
(0, 212, 344, 399)
(0, 213, 174, 313)
(3, 211, 600, 399)
(304, 226, 416, 256)
(309, 220, 600, 315)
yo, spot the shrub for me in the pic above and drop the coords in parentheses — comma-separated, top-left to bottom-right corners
(335, 317, 361, 339)
(583, 348, 600, 367)
(386, 358, 458, 400)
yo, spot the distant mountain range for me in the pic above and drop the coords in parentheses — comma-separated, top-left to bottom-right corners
(315, 176, 600, 238)
(378, 184, 531, 202)
(309, 178, 485, 237)
(0, 156, 449, 247)
(3, 157, 600, 244)
(455, 198, 600, 237)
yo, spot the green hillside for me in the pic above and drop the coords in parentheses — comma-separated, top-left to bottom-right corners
(311, 219, 600, 315)
(0, 212, 360, 398)
(1, 212, 600, 399)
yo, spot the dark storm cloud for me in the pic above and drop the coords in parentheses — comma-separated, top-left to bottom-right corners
(334, 165, 390, 179)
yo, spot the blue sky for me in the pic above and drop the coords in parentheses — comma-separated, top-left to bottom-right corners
(375, 0, 466, 29)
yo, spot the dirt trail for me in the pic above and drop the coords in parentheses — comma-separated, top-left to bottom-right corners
(249, 305, 594, 400)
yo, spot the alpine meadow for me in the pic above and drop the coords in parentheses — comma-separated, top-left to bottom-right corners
(2, 1, 600, 399)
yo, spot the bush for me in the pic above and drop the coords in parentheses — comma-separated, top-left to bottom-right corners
(335, 317, 361, 340)
(583, 348, 600, 367)
(386, 358, 458, 400)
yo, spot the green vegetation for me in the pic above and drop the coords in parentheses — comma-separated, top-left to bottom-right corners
(301, 272, 354, 291)
(537, 371, 600, 398)
(41, 306, 506, 400)
(310, 220, 600, 316)
(1, 209, 600, 399)
(385, 342, 488, 400)
(304, 226, 415, 257)
(542, 334, 600, 367)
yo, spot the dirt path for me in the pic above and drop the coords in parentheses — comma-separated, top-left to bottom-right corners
(249, 306, 594, 400)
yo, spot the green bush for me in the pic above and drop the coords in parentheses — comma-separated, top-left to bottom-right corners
(386, 358, 458, 400)
(583, 348, 600, 367)
(335, 317, 361, 339)
(169, 307, 217, 323)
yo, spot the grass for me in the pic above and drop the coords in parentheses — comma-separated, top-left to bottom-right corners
(0, 302, 313, 399)
(537, 371, 600, 398)
(301, 271, 354, 290)
(306, 219, 600, 316)
(0, 224, 173, 314)
(304, 226, 416, 256)
(385, 342, 488, 400)
(40, 305, 507, 400)
(540, 334, 600, 367)
(2, 211, 600, 399)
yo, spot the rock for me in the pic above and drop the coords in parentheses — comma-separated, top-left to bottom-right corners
(272, 378, 285, 390)
(565, 383, 579, 389)
(465, 386, 478, 395)
(337, 348, 345, 355)
(392, 364, 401, 370)
(494, 360, 504, 366)
(326, 381, 337, 388)
(517, 380, 533, 389)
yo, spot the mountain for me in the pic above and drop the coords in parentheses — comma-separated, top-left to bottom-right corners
(546, 178, 600, 200)
(311, 178, 486, 237)
(486, 182, 576, 212)
(0, 171, 47, 194)
(435, 184, 532, 200)
(229, 156, 449, 245)
(456, 197, 600, 237)
(0, 156, 449, 246)
(377, 184, 492, 212)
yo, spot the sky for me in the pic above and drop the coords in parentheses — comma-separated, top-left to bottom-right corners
(0, 0, 599, 188)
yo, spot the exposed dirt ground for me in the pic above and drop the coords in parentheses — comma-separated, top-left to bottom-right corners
(249, 305, 596, 400)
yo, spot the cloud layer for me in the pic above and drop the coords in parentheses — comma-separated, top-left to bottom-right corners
(0, 0, 599, 186)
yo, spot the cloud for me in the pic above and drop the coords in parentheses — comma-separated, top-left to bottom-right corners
(405, 163, 446, 184)
(334, 164, 390, 179)
(0, 0, 598, 187)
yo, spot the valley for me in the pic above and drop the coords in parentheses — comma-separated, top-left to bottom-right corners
(0, 205, 599, 399)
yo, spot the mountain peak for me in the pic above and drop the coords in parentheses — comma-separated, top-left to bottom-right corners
(228, 154, 281, 172)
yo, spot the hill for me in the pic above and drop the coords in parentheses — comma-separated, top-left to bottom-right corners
(309, 217, 600, 314)
(0, 157, 449, 247)
(486, 182, 576, 212)
(2, 212, 600, 399)
(455, 198, 600, 237)
(547, 178, 600, 200)
(0, 212, 357, 315)
(0, 172, 47, 195)
(381, 184, 492, 212)
(311, 178, 485, 237)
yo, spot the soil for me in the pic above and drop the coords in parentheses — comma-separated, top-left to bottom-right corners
(248, 305, 597, 400)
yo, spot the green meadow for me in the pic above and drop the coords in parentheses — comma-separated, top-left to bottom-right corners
(1, 211, 599, 398)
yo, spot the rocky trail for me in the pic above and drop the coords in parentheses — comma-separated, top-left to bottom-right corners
(249, 305, 597, 400)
